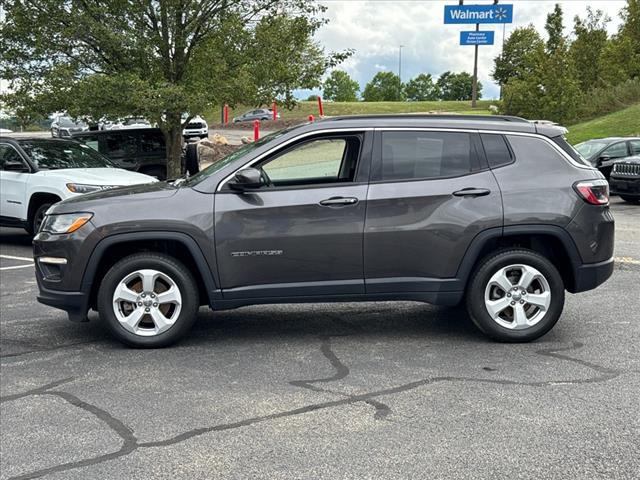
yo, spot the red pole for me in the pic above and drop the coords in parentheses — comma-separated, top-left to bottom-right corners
(253, 120, 260, 141)
(317, 96, 324, 117)
(272, 101, 277, 121)
(223, 104, 229, 124)
(308, 114, 314, 122)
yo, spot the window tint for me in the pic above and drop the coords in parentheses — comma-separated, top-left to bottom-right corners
(262, 138, 348, 185)
(630, 140, 640, 155)
(18, 140, 114, 169)
(378, 131, 474, 181)
(481, 134, 513, 168)
(0, 144, 25, 170)
(104, 133, 138, 157)
(506, 135, 566, 165)
(602, 142, 628, 158)
(140, 132, 165, 154)
(78, 135, 99, 151)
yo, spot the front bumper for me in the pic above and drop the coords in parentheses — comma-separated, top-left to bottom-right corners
(609, 177, 640, 198)
(36, 282, 89, 322)
(183, 129, 208, 138)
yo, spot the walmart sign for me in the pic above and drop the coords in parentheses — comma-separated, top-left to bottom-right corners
(444, 4, 513, 24)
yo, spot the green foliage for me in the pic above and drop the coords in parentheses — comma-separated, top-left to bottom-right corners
(492, 26, 544, 87)
(570, 8, 610, 91)
(323, 70, 359, 102)
(362, 72, 404, 102)
(0, 0, 350, 177)
(567, 103, 640, 144)
(306, 94, 319, 101)
(436, 71, 481, 101)
(404, 74, 439, 102)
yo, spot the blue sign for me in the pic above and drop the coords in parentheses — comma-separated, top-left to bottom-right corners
(460, 31, 495, 45)
(444, 4, 513, 24)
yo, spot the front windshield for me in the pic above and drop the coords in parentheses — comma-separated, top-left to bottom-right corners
(20, 140, 116, 170)
(575, 141, 607, 158)
(184, 128, 295, 186)
(57, 117, 75, 127)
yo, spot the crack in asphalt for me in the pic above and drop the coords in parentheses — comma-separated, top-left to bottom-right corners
(0, 339, 98, 359)
(1, 341, 621, 480)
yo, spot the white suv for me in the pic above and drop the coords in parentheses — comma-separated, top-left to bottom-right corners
(0, 137, 156, 234)
(182, 115, 208, 139)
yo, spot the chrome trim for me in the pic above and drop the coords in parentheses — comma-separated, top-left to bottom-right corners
(38, 256, 68, 265)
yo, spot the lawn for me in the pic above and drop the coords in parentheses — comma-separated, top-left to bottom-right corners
(566, 103, 640, 144)
(205, 100, 496, 124)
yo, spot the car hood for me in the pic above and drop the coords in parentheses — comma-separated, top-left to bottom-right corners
(36, 168, 156, 185)
(51, 179, 180, 213)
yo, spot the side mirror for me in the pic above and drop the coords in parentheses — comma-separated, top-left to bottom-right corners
(229, 167, 264, 191)
(3, 161, 30, 172)
(599, 154, 611, 164)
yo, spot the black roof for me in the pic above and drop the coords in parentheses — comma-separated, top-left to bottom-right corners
(72, 127, 162, 137)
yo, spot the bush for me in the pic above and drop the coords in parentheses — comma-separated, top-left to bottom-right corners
(573, 78, 640, 121)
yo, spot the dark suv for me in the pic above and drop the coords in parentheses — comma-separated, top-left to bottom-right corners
(73, 128, 168, 180)
(33, 115, 614, 348)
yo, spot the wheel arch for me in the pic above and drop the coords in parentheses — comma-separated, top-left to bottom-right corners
(83, 231, 218, 310)
(27, 191, 62, 222)
(457, 225, 583, 293)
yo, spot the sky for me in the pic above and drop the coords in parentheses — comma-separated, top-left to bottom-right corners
(303, 0, 627, 100)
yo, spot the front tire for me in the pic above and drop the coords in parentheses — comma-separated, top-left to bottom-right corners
(466, 249, 564, 342)
(26, 203, 52, 236)
(98, 253, 199, 348)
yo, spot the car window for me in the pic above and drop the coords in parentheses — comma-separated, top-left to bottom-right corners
(575, 140, 608, 158)
(0, 144, 26, 170)
(18, 140, 115, 169)
(262, 138, 348, 184)
(376, 131, 475, 181)
(506, 135, 568, 166)
(77, 135, 99, 151)
(630, 140, 640, 155)
(104, 133, 138, 156)
(481, 134, 513, 168)
(140, 133, 165, 154)
(602, 142, 628, 158)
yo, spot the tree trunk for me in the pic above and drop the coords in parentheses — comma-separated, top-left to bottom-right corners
(163, 113, 183, 179)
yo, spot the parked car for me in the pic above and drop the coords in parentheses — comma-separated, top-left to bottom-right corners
(182, 115, 208, 139)
(0, 128, 14, 134)
(574, 137, 640, 180)
(34, 115, 613, 348)
(73, 128, 168, 180)
(0, 137, 155, 234)
(50, 116, 89, 138)
(233, 108, 280, 123)
(609, 155, 640, 203)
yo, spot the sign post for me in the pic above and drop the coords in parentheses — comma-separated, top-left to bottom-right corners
(444, 2, 512, 107)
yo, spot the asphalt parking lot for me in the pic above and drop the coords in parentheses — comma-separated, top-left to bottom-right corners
(1, 198, 639, 480)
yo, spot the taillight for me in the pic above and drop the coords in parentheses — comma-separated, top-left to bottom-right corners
(573, 180, 609, 205)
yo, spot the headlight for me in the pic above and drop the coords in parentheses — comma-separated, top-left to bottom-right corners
(67, 183, 115, 193)
(40, 213, 93, 234)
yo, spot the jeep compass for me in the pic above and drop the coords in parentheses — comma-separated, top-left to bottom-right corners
(33, 115, 614, 347)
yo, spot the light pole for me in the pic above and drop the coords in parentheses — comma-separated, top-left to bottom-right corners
(398, 44, 404, 84)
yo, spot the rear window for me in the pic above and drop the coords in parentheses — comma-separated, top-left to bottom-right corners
(375, 131, 476, 181)
(480, 134, 513, 168)
(552, 136, 591, 166)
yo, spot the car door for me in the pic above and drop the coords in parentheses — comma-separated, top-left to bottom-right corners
(598, 141, 630, 178)
(364, 129, 502, 293)
(0, 143, 30, 220)
(102, 132, 139, 170)
(214, 131, 372, 299)
(628, 139, 640, 156)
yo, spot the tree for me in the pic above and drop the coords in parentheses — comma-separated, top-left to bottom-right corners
(492, 26, 545, 87)
(436, 71, 481, 101)
(600, 0, 640, 85)
(362, 72, 404, 101)
(1, 1, 350, 178)
(545, 3, 565, 54)
(570, 8, 610, 91)
(323, 70, 359, 101)
(404, 74, 439, 101)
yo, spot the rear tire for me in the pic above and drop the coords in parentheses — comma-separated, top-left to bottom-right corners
(98, 253, 199, 348)
(466, 249, 564, 342)
(620, 195, 639, 204)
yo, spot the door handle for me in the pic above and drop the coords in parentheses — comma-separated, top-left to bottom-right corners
(319, 196, 359, 206)
(452, 188, 491, 197)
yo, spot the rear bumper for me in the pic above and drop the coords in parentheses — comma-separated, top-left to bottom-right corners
(572, 257, 614, 293)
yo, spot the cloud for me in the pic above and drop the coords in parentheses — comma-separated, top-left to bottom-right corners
(314, 1, 626, 99)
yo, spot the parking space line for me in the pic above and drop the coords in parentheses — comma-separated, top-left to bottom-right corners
(0, 254, 34, 262)
(614, 256, 640, 265)
(0, 264, 34, 271)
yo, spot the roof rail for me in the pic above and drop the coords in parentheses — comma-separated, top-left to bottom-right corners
(322, 114, 530, 123)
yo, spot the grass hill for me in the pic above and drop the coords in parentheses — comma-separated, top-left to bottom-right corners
(566, 103, 640, 144)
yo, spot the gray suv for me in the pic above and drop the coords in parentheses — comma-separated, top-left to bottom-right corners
(33, 115, 614, 348)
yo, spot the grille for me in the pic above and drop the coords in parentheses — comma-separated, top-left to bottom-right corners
(613, 163, 640, 176)
(186, 122, 204, 129)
